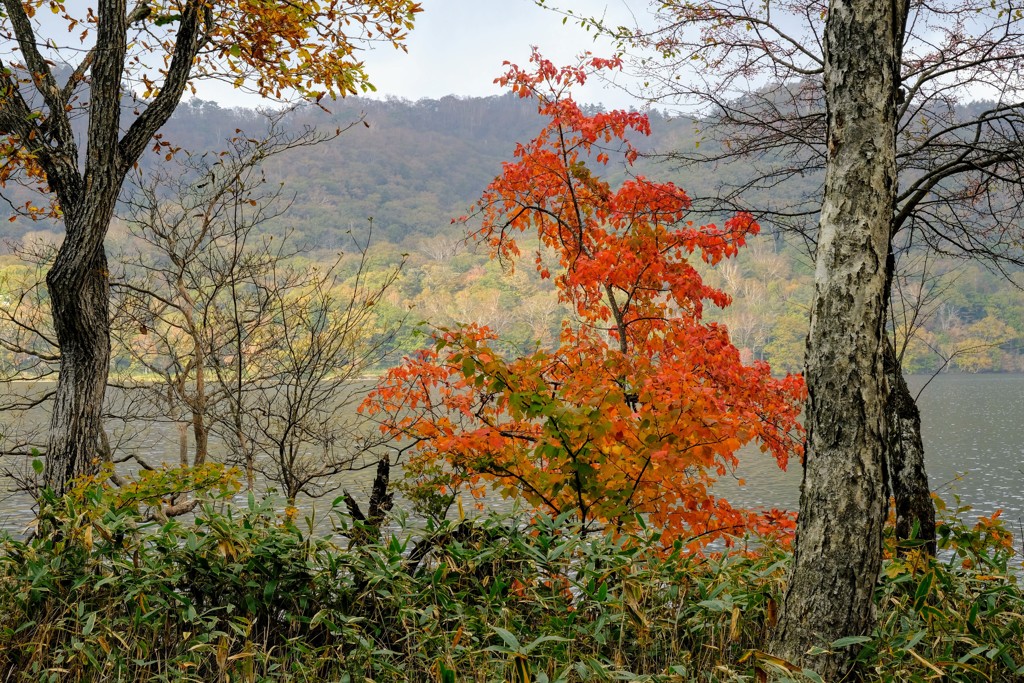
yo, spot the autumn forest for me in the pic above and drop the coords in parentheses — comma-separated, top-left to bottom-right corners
(1, 1, 1023, 681)
(4, 95, 1020, 379)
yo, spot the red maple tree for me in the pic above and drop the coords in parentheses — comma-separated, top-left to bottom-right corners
(362, 51, 805, 546)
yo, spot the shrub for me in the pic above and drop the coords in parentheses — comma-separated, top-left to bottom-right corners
(1, 476, 1020, 681)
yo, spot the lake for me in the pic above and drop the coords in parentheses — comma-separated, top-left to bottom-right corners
(2, 374, 1022, 536)
(720, 373, 1024, 528)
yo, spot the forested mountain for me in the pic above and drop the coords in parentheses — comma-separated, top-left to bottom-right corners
(1, 94, 1020, 372)
(0, 93, 543, 246)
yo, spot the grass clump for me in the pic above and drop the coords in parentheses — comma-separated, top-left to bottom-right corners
(0, 474, 1021, 682)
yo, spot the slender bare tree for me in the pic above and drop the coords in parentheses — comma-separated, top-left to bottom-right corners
(0, 0, 420, 495)
(115, 122, 405, 506)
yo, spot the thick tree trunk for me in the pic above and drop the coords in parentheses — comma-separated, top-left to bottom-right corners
(769, 0, 901, 676)
(884, 338, 937, 554)
(192, 414, 209, 466)
(44, 231, 112, 495)
(41, 0, 128, 496)
(342, 457, 393, 544)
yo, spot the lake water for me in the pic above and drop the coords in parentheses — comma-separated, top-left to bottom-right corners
(2, 374, 1022, 536)
(721, 373, 1024, 528)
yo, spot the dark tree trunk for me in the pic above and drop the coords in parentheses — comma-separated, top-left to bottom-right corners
(41, 0, 127, 494)
(769, 0, 903, 676)
(342, 456, 393, 544)
(44, 214, 117, 495)
(191, 358, 209, 467)
(884, 337, 937, 554)
(367, 456, 394, 528)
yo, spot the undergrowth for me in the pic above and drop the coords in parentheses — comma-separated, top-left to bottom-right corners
(0, 473, 1021, 682)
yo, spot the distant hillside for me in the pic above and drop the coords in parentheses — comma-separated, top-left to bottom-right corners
(1, 94, 541, 246)
(0, 94, 704, 247)
(1, 94, 1020, 373)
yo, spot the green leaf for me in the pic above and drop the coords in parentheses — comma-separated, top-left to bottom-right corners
(523, 634, 570, 653)
(491, 626, 522, 651)
(153, 12, 182, 26)
(698, 599, 730, 612)
(82, 611, 96, 637)
(905, 629, 927, 650)
(913, 571, 934, 610)
(436, 661, 456, 683)
(31, 458, 43, 474)
(830, 635, 872, 649)
(800, 670, 825, 683)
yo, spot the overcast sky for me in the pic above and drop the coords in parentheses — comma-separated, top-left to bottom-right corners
(362, 1, 646, 107)
(196, 0, 650, 110)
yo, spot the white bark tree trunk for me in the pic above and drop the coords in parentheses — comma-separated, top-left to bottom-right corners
(769, 0, 904, 676)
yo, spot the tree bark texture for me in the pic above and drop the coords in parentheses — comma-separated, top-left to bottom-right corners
(884, 338, 937, 554)
(42, 0, 129, 495)
(44, 231, 113, 494)
(769, 0, 901, 676)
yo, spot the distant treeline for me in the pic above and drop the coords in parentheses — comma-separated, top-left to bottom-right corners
(2, 94, 1020, 373)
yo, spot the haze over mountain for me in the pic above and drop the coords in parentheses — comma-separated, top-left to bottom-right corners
(1, 93, 1020, 373)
